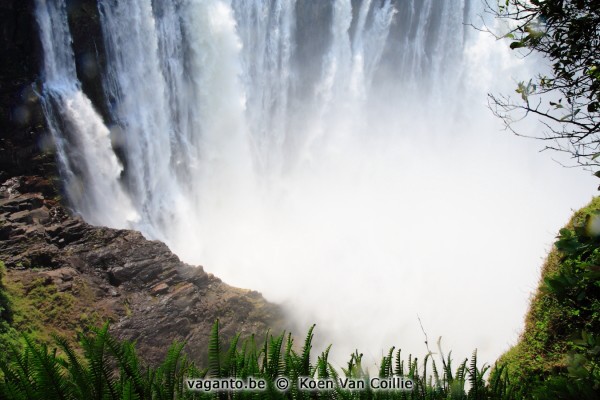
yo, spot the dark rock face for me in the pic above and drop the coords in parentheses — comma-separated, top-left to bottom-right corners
(66, 0, 112, 121)
(0, 0, 52, 182)
(0, 0, 109, 185)
(0, 176, 284, 365)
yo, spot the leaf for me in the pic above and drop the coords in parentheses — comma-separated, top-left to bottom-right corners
(208, 320, 221, 378)
(510, 41, 526, 49)
(550, 101, 564, 109)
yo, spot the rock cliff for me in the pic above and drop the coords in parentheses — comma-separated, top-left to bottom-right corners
(0, 0, 50, 181)
(0, 176, 283, 364)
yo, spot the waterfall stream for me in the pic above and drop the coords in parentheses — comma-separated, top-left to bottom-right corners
(34, 0, 138, 228)
(35, 0, 594, 366)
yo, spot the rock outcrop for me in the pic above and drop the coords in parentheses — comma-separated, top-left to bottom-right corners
(0, 176, 283, 365)
(0, 0, 52, 181)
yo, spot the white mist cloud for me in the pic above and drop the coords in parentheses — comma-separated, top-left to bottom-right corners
(169, 8, 594, 370)
(44, 0, 595, 371)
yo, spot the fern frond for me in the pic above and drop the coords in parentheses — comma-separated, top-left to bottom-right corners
(0, 351, 32, 400)
(316, 344, 332, 379)
(379, 346, 394, 378)
(105, 334, 147, 399)
(0, 343, 37, 399)
(431, 356, 441, 390)
(23, 335, 70, 400)
(121, 379, 141, 400)
(299, 325, 315, 376)
(394, 348, 403, 376)
(80, 323, 119, 399)
(208, 320, 221, 378)
(222, 332, 240, 378)
(155, 341, 186, 400)
(266, 332, 285, 379)
(444, 350, 453, 383)
(455, 358, 467, 384)
(468, 349, 478, 394)
(53, 334, 92, 399)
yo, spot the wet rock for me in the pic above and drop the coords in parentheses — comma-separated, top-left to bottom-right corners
(0, 193, 45, 212)
(9, 206, 49, 224)
(0, 176, 285, 366)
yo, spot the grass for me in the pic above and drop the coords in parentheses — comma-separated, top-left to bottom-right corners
(0, 261, 116, 353)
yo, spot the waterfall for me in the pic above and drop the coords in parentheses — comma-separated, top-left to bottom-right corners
(35, 0, 594, 366)
(34, 0, 137, 228)
(233, 0, 296, 175)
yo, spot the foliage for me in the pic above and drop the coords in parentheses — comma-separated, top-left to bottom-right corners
(487, 0, 600, 167)
(496, 197, 600, 397)
(0, 261, 20, 354)
(2, 199, 600, 398)
(0, 261, 13, 328)
(0, 320, 522, 400)
(0, 263, 115, 355)
(0, 323, 201, 400)
(531, 331, 600, 399)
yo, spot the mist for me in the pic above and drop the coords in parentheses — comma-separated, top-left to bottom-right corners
(36, 0, 596, 369)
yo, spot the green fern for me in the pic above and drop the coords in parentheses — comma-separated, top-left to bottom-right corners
(222, 333, 240, 378)
(207, 320, 221, 379)
(0, 320, 562, 399)
(121, 380, 141, 400)
(79, 323, 119, 399)
(23, 335, 70, 400)
(153, 341, 186, 400)
(266, 332, 285, 379)
(299, 324, 315, 376)
(52, 334, 92, 399)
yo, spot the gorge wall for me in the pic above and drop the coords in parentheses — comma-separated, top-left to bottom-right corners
(0, 0, 48, 180)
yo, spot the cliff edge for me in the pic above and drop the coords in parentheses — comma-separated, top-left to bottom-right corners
(0, 176, 283, 365)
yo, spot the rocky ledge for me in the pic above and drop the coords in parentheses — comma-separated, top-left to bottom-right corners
(0, 175, 283, 365)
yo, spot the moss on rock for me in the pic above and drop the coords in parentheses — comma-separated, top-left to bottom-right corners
(497, 197, 600, 391)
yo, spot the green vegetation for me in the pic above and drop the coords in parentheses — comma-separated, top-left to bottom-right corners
(0, 262, 12, 326)
(0, 261, 19, 353)
(487, 0, 600, 390)
(8, 277, 76, 338)
(0, 262, 114, 354)
(0, 320, 513, 400)
(1, 196, 599, 398)
(497, 197, 600, 397)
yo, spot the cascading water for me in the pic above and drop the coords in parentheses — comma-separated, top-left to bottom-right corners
(36, 0, 594, 366)
(34, 0, 138, 229)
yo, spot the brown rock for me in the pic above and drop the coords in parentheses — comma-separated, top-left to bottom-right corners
(0, 176, 285, 366)
(42, 266, 78, 283)
(151, 282, 169, 295)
